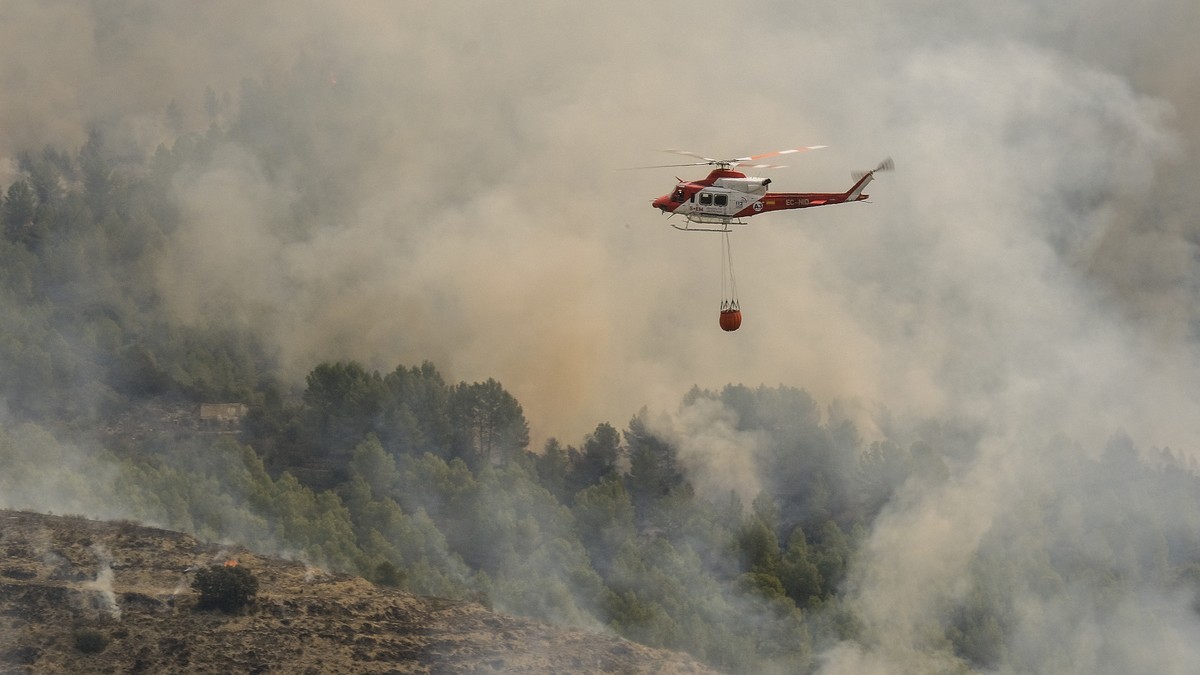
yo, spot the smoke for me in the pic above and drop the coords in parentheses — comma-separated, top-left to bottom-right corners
(81, 544, 121, 620)
(0, 1, 1193, 443)
(648, 397, 765, 504)
(2, 0, 1200, 671)
(0, 423, 127, 521)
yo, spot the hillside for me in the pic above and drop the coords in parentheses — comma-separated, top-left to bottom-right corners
(0, 510, 717, 674)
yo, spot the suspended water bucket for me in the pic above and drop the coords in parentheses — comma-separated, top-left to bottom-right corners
(719, 308, 742, 332)
(719, 233, 741, 332)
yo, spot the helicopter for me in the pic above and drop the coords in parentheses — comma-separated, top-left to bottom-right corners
(641, 146, 892, 331)
(647, 146, 893, 231)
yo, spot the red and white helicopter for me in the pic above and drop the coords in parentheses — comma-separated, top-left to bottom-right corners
(641, 146, 892, 331)
(648, 146, 892, 231)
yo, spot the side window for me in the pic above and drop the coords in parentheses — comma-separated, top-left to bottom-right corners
(714, 194, 728, 207)
(699, 193, 713, 206)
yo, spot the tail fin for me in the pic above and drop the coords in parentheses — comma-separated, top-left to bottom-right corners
(846, 157, 894, 201)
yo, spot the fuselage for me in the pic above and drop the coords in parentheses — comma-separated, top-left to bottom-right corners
(652, 168, 871, 224)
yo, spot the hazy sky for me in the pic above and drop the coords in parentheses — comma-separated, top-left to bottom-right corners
(2, 1, 1197, 450)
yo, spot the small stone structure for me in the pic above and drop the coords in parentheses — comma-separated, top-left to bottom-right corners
(199, 403, 249, 426)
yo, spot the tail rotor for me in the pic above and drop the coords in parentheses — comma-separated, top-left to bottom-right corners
(852, 157, 894, 181)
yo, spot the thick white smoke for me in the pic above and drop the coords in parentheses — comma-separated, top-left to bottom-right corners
(648, 397, 765, 504)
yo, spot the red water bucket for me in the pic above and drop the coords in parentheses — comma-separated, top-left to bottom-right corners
(719, 308, 742, 332)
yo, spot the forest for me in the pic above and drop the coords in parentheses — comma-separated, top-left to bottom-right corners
(2, 62, 1200, 674)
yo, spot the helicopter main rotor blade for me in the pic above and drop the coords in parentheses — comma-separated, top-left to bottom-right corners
(620, 161, 716, 170)
(629, 145, 828, 171)
(625, 160, 788, 171)
(661, 149, 719, 163)
(731, 162, 788, 170)
(733, 145, 828, 163)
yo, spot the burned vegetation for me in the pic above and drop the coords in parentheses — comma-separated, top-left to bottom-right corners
(0, 510, 714, 674)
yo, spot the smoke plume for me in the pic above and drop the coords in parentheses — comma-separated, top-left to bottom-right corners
(81, 545, 120, 620)
(2, 0, 1200, 671)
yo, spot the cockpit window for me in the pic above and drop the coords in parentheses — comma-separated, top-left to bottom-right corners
(672, 188, 685, 202)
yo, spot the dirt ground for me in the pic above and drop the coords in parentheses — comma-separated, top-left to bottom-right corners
(0, 510, 719, 674)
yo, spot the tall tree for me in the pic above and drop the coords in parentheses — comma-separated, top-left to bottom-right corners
(304, 361, 385, 460)
(624, 412, 686, 525)
(379, 362, 453, 456)
(535, 438, 575, 504)
(569, 422, 624, 494)
(778, 528, 822, 607)
(79, 128, 115, 214)
(2, 180, 38, 246)
(572, 476, 636, 578)
(18, 148, 64, 209)
(449, 378, 529, 467)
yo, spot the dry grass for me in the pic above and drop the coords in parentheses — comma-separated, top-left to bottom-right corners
(0, 510, 718, 674)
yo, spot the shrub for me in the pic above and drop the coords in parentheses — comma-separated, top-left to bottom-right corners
(373, 560, 406, 588)
(73, 628, 109, 654)
(192, 564, 259, 613)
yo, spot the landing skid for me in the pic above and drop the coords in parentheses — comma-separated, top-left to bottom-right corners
(668, 217, 747, 233)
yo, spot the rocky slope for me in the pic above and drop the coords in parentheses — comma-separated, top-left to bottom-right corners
(0, 510, 718, 674)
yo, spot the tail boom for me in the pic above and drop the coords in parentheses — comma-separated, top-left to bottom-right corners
(736, 191, 856, 217)
(734, 157, 892, 217)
